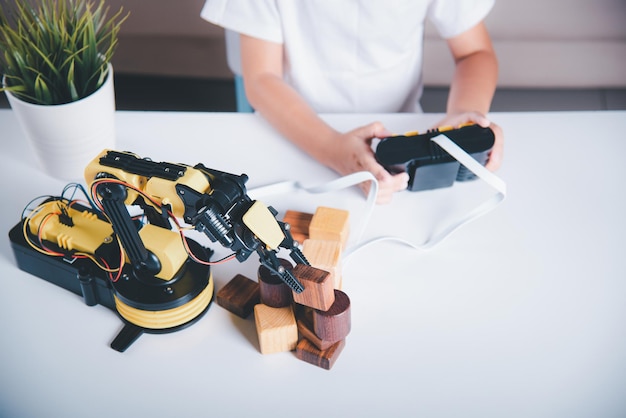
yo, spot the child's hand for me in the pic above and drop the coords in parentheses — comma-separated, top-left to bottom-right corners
(435, 111, 503, 171)
(328, 122, 409, 204)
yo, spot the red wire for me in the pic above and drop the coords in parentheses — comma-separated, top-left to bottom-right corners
(178, 228, 237, 265)
(99, 253, 124, 283)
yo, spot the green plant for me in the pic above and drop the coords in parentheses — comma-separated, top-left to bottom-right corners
(0, 0, 128, 105)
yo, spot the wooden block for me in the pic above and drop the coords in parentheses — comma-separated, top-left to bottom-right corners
(257, 258, 294, 308)
(313, 289, 351, 343)
(295, 338, 346, 370)
(296, 319, 335, 351)
(302, 239, 343, 289)
(291, 264, 335, 311)
(293, 303, 313, 324)
(254, 304, 298, 354)
(282, 210, 313, 243)
(309, 206, 350, 248)
(216, 274, 260, 318)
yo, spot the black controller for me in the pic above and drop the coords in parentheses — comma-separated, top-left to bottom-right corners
(375, 124, 495, 191)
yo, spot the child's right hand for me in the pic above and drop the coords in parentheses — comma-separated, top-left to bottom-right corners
(327, 122, 409, 204)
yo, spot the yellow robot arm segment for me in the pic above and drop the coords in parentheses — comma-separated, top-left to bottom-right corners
(84, 150, 146, 205)
(242, 201, 285, 250)
(144, 167, 211, 218)
(28, 201, 114, 253)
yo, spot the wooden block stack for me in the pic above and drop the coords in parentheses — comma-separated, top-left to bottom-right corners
(290, 207, 352, 370)
(277, 206, 348, 290)
(293, 278, 351, 370)
(214, 206, 353, 370)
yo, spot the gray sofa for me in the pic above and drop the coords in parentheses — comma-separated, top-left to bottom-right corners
(110, 0, 626, 89)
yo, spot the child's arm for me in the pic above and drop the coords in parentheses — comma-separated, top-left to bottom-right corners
(440, 21, 503, 171)
(240, 34, 408, 203)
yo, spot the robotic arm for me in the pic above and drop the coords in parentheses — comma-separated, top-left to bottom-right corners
(86, 149, 307, 292)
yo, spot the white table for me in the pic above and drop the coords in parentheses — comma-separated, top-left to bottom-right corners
(1, 109, 625, 418)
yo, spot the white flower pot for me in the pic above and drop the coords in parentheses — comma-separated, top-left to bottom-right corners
(4, 64, 116, 181)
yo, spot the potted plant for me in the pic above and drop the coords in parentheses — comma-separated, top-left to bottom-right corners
(0, 0, 128, 180)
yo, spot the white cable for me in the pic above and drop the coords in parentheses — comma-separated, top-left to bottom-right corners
(249, 171, 378, 246)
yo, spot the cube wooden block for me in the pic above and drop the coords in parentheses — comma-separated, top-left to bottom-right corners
(309, 206, 350, 248)
(291, 264, 335, 311)
(254, 304, 298, 354)
(302, 239, 343, 289)
(282, 210, 313, 244)
(216, 274, 260, 318)
(295, 338, 346, 370)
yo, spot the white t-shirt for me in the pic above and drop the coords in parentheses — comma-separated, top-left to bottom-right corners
(201, 0, 494, 113)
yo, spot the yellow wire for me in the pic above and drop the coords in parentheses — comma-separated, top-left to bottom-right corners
(75, 252, 120, 273)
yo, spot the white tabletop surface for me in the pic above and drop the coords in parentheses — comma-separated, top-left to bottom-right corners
(0, 109, 625, 418)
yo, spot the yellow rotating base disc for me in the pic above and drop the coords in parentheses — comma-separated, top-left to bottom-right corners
(114, 275, 214, 330)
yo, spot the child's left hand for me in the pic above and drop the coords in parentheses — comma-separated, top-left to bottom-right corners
(435, 111, 503, 171)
